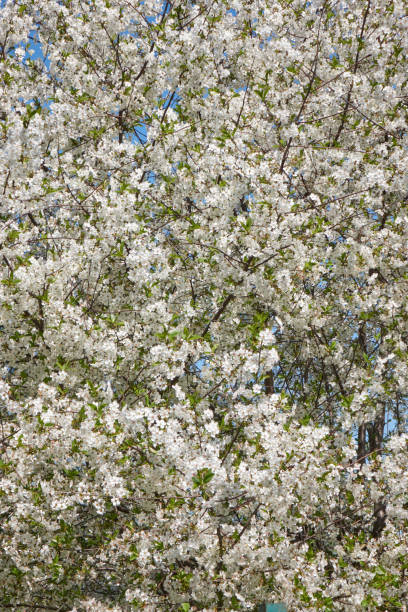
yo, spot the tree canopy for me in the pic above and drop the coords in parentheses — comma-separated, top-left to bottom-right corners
(0, 0, 407, 609)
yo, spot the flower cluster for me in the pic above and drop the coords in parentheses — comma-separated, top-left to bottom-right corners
(0, 0, 407, 610)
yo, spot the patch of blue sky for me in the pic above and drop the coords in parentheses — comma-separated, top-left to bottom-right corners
(139, 0, 171, 24)
(7, 26, 54, 114)
(146, 170, 156, 184)
(26, 29, 51, 70)
(145, 13, 158, 25)
(258, 604, 287, 612)
(110, 108, 148, 146)
(160, 88, 181, 112)
(131, 123, 148, 145)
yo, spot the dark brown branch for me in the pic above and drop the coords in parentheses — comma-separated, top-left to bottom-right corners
(2, 255, 13, 273)
(220, 424, 243, 466)
(27, 212, 39, 226)
(372, 499, 387, 538)
(230, 503, 261, 550)
(202, 293, 234, 336)
(280, 8, 324, 173)
(3, 169, 10, 194)
(333, 0, 371, 145)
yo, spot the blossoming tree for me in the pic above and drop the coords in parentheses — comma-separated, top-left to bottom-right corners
(0, 0, 407, 609)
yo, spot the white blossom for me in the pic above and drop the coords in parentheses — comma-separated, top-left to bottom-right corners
(0, 0, 407, 609)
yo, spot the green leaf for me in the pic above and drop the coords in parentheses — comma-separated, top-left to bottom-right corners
(192, 468, 214, 489)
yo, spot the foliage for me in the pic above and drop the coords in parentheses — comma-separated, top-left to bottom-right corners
(0, 0, 407, 610)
